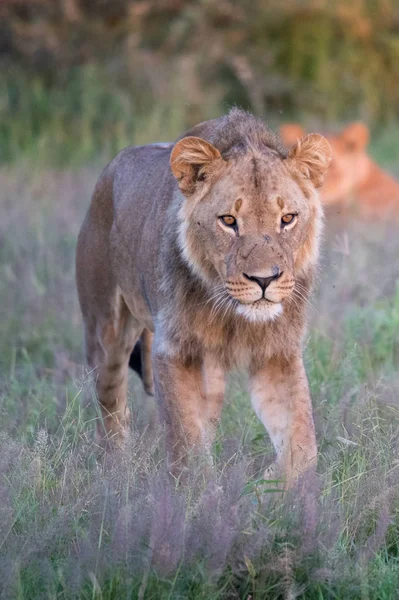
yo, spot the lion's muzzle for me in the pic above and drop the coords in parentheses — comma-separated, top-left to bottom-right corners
(225, 268, 294, 309)
(242, 270, 282, 295)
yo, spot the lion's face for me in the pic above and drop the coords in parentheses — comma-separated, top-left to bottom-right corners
(171, 134, 331, 322)
(322, 124, 370, 204)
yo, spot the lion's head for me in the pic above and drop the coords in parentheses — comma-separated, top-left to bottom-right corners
(281, 122, 370, 205)
(170, 112, 331, 323)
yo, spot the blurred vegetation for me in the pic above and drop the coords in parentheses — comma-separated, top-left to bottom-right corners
(2, 0, 399, 163)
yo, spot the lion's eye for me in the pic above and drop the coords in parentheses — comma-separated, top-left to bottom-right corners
(281, 214, 297, 227)
(220, 215, 237, 228)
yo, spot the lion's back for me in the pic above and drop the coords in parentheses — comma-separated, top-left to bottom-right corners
(77, 141, 177, 320)
(110, 143, 174, 210)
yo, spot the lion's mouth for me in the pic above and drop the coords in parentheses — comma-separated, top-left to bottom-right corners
(253, 297, 276, 305)
(227, 295, 278, 307)
(242, 297, 278, 307)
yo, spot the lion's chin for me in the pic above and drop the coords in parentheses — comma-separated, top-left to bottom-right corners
(235, 300, 283, 323)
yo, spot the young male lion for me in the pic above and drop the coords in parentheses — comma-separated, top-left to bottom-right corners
(281, 122, 399, 217)
(76, 109, 332, 484)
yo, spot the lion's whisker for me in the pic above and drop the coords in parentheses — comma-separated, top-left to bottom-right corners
(221, 297, 235, 322)
(294, 281, 310, 294)
(291, 289, 314, 312)
(199, 287, 226, 308)
(208, 293, 231, 325)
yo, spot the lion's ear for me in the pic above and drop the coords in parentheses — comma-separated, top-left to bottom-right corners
(340, 122, 369, 152)
(280, 123, 306, 148)
(170, 136, 222, 194)
(287, 133, 332, 189)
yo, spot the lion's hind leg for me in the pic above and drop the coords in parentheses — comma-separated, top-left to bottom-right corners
(84, 293, 142, 448)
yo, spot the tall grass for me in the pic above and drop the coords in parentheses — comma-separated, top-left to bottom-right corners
(1, 153, 399, 597)
(0, 66, 221, 166)
(3, 66, 399, 168)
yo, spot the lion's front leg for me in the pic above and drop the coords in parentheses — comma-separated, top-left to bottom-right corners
(153, 351, 219, 476)
(249, 354, 317, 487)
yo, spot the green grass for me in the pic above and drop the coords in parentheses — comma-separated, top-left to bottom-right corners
(0, 67, 222, 166)
(3, 65, 399, 169)
(1, 144, 399, 598)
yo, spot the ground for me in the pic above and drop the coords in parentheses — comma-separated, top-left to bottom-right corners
(1, 146, 399, 599)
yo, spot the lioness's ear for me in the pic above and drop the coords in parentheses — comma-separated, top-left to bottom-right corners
(340, 122, 369, 152)
(280, 123, 306, 148)
(287, 133, 332, 189)
(170, 136, 222, 194)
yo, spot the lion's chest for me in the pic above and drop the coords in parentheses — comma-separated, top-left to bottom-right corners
(183, 310, 297, 371)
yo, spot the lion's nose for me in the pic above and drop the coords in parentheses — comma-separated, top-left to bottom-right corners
(243, 271, 282, 293)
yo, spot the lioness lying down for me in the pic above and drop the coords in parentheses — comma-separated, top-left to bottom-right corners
(76, 109, 332, 483)
(281, 122, 399, 217)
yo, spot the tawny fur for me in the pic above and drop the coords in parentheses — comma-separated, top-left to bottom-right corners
(76, 109, 331, 484)
(281, 122, 399, 218)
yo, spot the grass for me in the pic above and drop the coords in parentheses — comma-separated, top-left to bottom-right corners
(0, 67, 222, 167)
(3, 65, 399, 169)
(1, 144, 399, 598)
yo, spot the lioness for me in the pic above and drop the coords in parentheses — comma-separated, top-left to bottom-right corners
(281, 122, 399, 217)
(76, 109, 332, 483)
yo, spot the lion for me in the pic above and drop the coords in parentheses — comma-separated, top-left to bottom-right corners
(76, 109, 332, 484)
(281, 122, 399, 217)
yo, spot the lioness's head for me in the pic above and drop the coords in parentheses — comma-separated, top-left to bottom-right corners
(281, 122, 370, 205)
(171, 112, 331, 323)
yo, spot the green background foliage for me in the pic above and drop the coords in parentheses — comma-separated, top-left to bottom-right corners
(2, 0, 399, 163)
